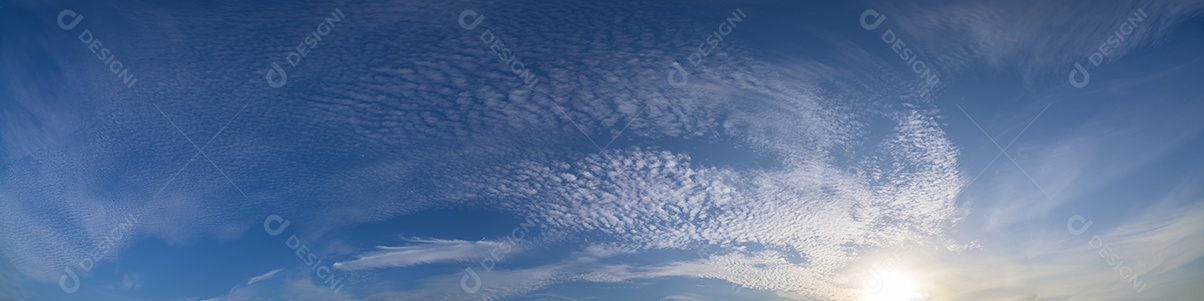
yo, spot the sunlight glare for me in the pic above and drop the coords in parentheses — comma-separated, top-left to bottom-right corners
(860, 265, 924, 301)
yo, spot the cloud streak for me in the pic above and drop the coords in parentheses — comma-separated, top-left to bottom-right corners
(333, 238, 519, 271)
(246, 268, 282, 286)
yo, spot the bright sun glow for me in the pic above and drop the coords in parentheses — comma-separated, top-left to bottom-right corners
(860, 265, 925, 301)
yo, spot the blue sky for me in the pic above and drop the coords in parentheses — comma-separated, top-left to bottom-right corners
(2, 0, 1204, 300)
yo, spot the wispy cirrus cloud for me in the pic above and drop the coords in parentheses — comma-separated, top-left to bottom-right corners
(860, 0, 1204, 86)
(906, 175, 1204, 300)
(333, 238, 521, 271)
(246, 268, 282, 286)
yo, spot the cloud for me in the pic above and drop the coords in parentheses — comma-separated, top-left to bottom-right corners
(246, 268, 282, 286)
(865, 0, 1204, 86)
(359, 246, 635, 300)
(311, 2, 980, 298)
(333, 238, 520, 271)
(970, 88, 1204, 231)
(0, 1, 966, 288)
(658, 295, 708, 301)
(357, 73, 968, 299)
(119, 273, 143, 290)
(876, 173, 1204, 300)
(366, 244, 845, 301)
(202, 270, 355, 301)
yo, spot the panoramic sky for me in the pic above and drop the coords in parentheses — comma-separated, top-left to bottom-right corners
(2, 0, 1203, 300)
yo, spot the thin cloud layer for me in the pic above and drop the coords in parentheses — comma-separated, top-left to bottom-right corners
(333, 238, 518, 271)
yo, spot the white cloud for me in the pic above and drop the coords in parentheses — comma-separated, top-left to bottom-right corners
(333, 238, 518, 271)
(246, 268, 282, 286)
(120, 273, 143, 290)
(874, 0, 1204, 86)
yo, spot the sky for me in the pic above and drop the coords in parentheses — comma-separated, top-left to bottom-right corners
(1, 0, 1203, 300)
